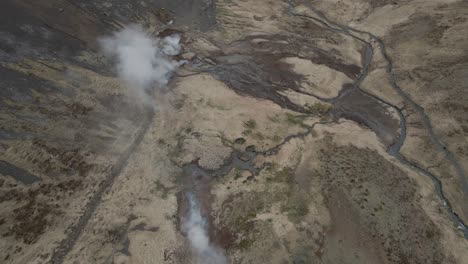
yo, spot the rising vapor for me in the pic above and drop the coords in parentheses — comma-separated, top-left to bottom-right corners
(100, 25, 226, 263)
(99, 25, 182, 104)
(183, 193, 227, 264)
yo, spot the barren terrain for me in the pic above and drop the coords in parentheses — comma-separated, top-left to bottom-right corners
(1, 0, 468, 263)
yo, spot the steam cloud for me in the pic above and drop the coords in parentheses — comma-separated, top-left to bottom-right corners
(183, 193, 227, 264)
(99, 25, 182, 104)
(100, 26, 225, 263)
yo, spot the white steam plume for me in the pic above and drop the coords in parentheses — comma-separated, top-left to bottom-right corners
(98, 25, 182, 104)
(183, 193, 227, 264)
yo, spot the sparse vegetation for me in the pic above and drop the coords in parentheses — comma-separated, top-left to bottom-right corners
(234, 138, 246, 144)
(305, 102, 332, 115)
(265, 164, 309, 222)
(245, 145, 256, 152)
(281, 193, 309, 223)
(4, 1, 464, 262)
(252, 132, 265, 140)
(237, 238, 255, 250)
(285, 113, 307, 127)
(151, 180, 174, 199)
(242, 129, 252, 136)
(173, 95, 187, 109)
(243, 119, 257, 129)
(266, 164, 294, 184)
(272, 135, 282, 142)
(206, 99, 229, 110)
(220, 192, 266, 251)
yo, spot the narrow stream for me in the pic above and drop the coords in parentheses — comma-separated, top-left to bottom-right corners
(288, 1, 468, 238)
(177, 119, 335, 252)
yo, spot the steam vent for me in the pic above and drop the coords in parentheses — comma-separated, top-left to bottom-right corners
(1, 1, 468, 263)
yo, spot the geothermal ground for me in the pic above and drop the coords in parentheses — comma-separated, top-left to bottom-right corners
(1, 0, 468, 263)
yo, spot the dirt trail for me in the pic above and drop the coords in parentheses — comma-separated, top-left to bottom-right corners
(49, 111, 154, 264)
